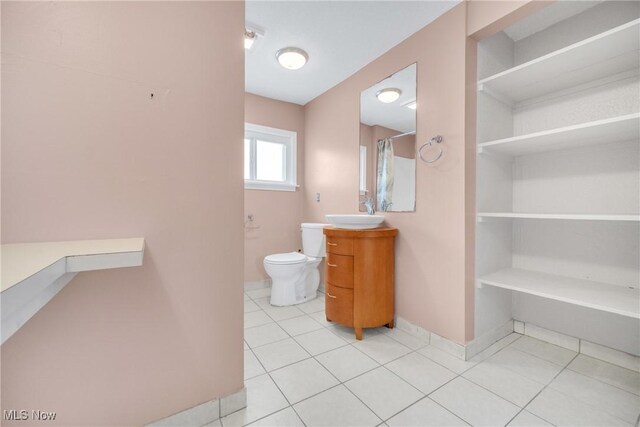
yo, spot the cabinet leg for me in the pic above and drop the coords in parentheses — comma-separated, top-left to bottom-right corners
(326, 317, 332, 322)
(386, 319, 394, 329)
(355, 327, 363, 340)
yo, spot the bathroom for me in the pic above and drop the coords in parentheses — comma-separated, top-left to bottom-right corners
(1, 1, 639, 426)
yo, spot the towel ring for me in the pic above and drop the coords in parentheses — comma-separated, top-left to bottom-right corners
(418, 135, 443, 163)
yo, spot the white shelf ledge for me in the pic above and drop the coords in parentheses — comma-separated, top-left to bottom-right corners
(477, 268, 640, 319)
(478, 19, 640, 103)
(478, 113, 640, 156)
(1, 238, 145, 344)
(477, 213, 640, 222)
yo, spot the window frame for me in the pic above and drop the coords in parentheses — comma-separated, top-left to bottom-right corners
(244, 123, 298, 192)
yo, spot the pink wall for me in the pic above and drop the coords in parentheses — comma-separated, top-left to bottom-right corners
(1, 2, 244, 425)
(244, 93, 305, 281)
(304, 4, 474, 344)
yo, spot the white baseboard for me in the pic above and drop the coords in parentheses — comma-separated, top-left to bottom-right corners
(464, 320, 514, 360)
(580, 340, 640, 372)
(395, 316, 513, 361)
(522, 322, 579, 352)
(220, 387, 247, 418)
(147, 387, 246, 426)
(244, 279, 270, 291)
(514, 320, 525, 334)
(396, 316, 639, 370)
(396, 317, 431, 344)
(431, 332, 467, 360)
(245, 279, 326, 294)
(516, 320, 639, 371)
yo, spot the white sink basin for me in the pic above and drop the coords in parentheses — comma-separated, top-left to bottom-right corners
(325, 214, 385, 230)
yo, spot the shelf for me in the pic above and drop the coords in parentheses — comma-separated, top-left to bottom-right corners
(478, 19, 640, 103)
(478, 113, 640, 156)
(477, 213, 640, 222)
(1, 238, 145, 344)
(477, 268, 640, 319)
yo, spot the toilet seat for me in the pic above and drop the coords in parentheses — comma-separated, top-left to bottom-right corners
(264, 252, 307, 265)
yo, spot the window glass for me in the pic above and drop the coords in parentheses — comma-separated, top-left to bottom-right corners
(256, 140, 284, 182)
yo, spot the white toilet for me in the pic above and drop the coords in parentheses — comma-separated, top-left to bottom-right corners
(264, 223, 328, 306)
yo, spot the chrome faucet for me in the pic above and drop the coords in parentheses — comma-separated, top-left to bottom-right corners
(362, 197, 376, 215)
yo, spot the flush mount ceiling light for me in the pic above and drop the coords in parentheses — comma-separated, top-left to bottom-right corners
(376, 88, 402, 104)
(276, 47, 308, 70)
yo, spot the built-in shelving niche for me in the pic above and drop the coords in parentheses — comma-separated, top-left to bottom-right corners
(475, 1, 640, 356)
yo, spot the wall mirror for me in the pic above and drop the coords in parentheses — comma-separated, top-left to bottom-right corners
(359, 63, 416, 213)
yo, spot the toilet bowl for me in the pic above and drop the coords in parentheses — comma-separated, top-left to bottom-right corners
(264, 223, 327, 306)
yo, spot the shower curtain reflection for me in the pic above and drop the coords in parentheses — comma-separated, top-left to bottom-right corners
(377, 137, 394, 212)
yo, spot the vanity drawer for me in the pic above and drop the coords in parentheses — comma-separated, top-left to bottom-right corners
(325, 253, 354, 289)
(325, 236, 353, 255)
(325, 284, 354, 325)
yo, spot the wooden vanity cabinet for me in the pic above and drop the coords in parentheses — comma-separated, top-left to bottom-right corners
(323, 226, 398, 340)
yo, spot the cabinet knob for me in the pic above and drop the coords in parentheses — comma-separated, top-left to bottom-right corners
(327, 242, 338, 246)
(326, 293, 337, 299)
(327, 263, 337, 267)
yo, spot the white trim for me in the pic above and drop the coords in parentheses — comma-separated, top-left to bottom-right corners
(580, 340, 640, 372)
(464, 320, 514, 360)
(244, 123, 297, 192)
(431, 332, 466, 359)
(517, 321, 640, 367)
(396, 317, 431, 344)
(220, 387, 247, 418)
(148, 400, 219, 427)
(147, 387, 246, 427)
(395, 316, 513, 361)
(244, 180, 298, 192)
(523, 322, 580, 352)
(513, 320, 525, 334)
(395, 316, 639, 368)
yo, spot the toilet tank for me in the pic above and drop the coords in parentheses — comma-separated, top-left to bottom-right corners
(301, 223, 329, 258)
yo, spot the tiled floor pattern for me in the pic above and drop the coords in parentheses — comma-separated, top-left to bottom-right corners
(220, 288, 640, 427)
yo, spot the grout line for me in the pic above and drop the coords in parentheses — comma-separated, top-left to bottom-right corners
(507, 352, 581, 427)
(417, 335, 531, 425)
(565, 362, 640, 397)
(425, 396, 472, 426)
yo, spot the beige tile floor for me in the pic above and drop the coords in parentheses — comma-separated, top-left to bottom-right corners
(223, 289, 640, 427)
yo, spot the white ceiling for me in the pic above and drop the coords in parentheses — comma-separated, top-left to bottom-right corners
(360, 63, 416, 133)
(245, 1, 459, 105)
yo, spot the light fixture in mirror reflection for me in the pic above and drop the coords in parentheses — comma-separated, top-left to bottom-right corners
(359, 63, 417, 212)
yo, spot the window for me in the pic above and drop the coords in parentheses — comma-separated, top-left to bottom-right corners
(244, 123, 297, 191)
